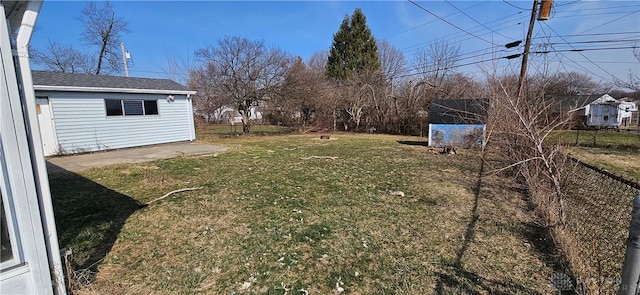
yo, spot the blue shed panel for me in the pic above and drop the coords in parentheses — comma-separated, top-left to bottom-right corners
(38, 91, 195, 154)
(428, 124, 485, 147)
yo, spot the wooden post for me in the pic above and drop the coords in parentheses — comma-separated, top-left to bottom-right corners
(516, 0, 539, 100)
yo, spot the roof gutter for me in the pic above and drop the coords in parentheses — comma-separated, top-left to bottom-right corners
(34, 85, 196, 95)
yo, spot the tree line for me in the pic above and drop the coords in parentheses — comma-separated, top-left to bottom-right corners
(32, 4, 636, 135)
(186, 8, 618, 134)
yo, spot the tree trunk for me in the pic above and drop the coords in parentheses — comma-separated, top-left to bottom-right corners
(95, 22, 113, 75)
(95, 41, 106, 74)
(239, 109, 251, 134)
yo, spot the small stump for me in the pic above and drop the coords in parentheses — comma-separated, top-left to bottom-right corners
(320, 135, 330, 140)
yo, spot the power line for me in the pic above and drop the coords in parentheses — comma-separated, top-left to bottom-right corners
(544, 38, 640, 46)
(502, 0, 528, 11)
(382, 1, 486, 40)
(398, 6, 528, 56)
(445, 0, 512, 40)
(555, 3, 640, 12)
(532, 45, 639, 54)
(551, 9, 640, 20)
(532, 31, 640, 40)
(408, 0, 496, 46)
(577, 9, 640, 35)
(541, 21, 618, 80)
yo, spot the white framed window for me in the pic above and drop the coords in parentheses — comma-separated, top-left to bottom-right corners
(105, 99, 159, 116)
(0, 145, 23, 272)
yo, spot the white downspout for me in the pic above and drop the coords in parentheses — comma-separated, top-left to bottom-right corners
(14, 2, 67, 294)
(187, 93, 196, 141)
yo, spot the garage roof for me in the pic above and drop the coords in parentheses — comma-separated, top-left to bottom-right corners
(32, 70, 196, 95)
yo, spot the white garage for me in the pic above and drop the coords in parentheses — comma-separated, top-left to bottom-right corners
(32, 71, 197, 156)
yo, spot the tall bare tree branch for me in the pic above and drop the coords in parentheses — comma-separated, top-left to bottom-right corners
(79, 1, 129, 75)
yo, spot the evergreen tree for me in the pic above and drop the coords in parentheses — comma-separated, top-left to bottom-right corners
(326, 8, 380, 80)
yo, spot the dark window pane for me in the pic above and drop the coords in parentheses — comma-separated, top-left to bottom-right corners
(1, 199, 13, 263)
(123, 100, 143, 116)
(144, 100, 158, 115)
(105, 99, 123, 116)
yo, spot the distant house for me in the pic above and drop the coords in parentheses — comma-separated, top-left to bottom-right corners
(550, 94, 639, 129)
(428, 99, 489, 147)
(581, 94, 638, 129)
(32, 71, 197, 155)
(619, 98, 639, 127)
(208, 105, 263, 124)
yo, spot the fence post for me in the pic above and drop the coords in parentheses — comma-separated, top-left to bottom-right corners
(619, 195, 640, 295)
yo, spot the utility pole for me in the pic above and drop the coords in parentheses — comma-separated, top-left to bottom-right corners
(516, 0, 539, 100)
(517, 0, 553, 100)
(121, 42, 130, 77)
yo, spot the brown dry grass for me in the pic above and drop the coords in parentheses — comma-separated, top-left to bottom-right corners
(566, 146, 640, 182)
(49, 132, 560, 294)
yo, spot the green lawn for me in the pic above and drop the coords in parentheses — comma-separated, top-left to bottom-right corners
(550, 129, 640, 149)
(549, 130, 640, 182)
(50, 132, 558, 294)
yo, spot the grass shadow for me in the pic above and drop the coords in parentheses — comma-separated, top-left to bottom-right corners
(47, 162, 144, 273)
(434, 264, 542, 295)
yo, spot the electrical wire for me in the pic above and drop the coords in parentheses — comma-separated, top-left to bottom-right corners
(407, 0, 496, 46)
(382, 1, 486, 40)
(577, 9, 640, 35)
(445, 0, 512, 40)
(539, 22, 618, 81)
(502, 0, 528, 11)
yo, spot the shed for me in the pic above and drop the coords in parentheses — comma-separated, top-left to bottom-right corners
(428, 99, 488, 147)
(32, 71, 197, 156)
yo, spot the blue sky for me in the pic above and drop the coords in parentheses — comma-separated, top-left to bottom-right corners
(31, 1, 640, 87)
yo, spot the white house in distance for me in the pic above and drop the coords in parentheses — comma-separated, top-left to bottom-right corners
(32, 71, 197, 156)
(583, 94, 638, 129)
(2, 1, 66, 294)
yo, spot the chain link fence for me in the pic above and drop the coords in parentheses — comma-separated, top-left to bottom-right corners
(560, 157, 640, 294)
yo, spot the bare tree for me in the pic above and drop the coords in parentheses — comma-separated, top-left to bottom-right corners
(79, 1, 129, 75)
(163, 52, 198, 85)
(614, 47, 640, 93)
(530, 71, 600, 96)
(307, 50, 328, 74)
(274, 57, 333, 131)
(483, 67, 576, 232)
(187, 66, 231, 123)
(196, 36, 290, 134)
(439, 72, 484, 99)
(31, 41, 95, 74)
(377, 39, 405, 84)
(413, 39, 461, 92)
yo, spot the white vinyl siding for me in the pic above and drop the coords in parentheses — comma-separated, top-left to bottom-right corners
(36, 91, 195, 154)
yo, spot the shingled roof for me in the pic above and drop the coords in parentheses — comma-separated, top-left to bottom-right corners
(428, 99, 489, 125)
(32, 71, 194, 94)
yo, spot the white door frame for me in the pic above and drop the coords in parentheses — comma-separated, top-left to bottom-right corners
(1, 1, 65, 294)
(36, 97, 59, 156)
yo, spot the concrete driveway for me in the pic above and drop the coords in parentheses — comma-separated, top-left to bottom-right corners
(46, 142, 228, 173)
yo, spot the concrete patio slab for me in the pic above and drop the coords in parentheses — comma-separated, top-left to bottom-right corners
(46, 142, 228, 173)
